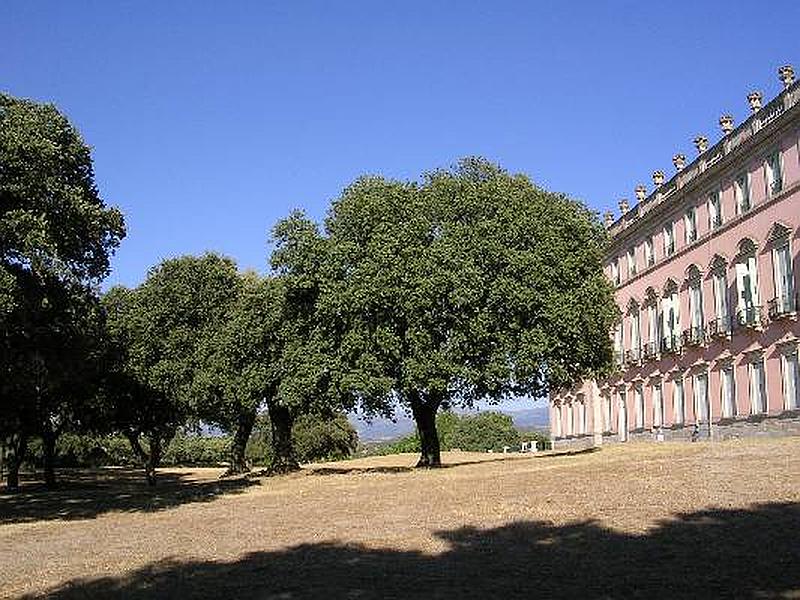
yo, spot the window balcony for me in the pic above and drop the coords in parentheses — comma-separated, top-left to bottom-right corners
(625, 347, 642, 366)
(660, 335, 681, 355)
(768, 295, 797, 320)
(681, 325, 706, 347)
(614, 351, 624, 368)
(643, 341, 659, 361)
(707, 316, 732, 339)
(736, 305, 764, 329)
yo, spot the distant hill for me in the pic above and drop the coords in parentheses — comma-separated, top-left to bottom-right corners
(350, 404, 549, 441)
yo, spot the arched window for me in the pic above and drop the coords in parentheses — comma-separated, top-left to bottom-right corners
(735, 239, 761, 327)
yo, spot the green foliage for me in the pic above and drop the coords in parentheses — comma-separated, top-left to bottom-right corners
(320, 158, 618, 463)
(100, 254, 241, 482)
(0, 93, 125, 284)
(447, 412, 520, 452)
(244, 411, 359, 465)
(162, 433, 231, 466)
(377, 433, 420, 455)
(0, 92, 126, 486)
(372, 410, 550, 455)
(292, 413, 359, 463)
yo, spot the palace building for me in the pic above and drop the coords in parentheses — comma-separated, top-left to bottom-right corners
(550, 65, 800, 446)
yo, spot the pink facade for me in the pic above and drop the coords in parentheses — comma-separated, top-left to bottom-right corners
(551, 68, 800, 445)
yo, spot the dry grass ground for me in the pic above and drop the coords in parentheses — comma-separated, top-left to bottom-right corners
(1, 438, 799, 599)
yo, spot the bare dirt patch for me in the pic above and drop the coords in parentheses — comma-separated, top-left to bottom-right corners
(1, 439, 799, 599)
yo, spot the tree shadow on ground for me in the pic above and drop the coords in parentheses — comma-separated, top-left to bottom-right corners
(0, 468, 259, 525)
(29, 502, 800, 599)
(308, 447, 601, 476)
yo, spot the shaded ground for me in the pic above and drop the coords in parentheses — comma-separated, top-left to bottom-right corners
(0, 468, 258, 525)
(2, 440, 799, 599)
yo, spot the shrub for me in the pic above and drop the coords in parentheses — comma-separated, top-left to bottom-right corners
(370, 410, 549, 455)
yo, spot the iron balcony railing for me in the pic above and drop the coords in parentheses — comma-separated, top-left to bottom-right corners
(736, 305, 763, 328)
(660, 335, 681, 354)
(643, 341, 659, 360)
(681, 325, 706, 347)
(625, 347, 642, 365)
(768, 294, 797, 320)
(707, 316, 732, 338)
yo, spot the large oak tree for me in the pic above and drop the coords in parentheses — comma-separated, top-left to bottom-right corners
(0, 93, 125, 488)
(323, 158, 617, 466)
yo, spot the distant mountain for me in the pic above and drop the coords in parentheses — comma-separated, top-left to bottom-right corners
(502, 407, 550, 431)
(348, 412, 416, 442)
(349, 404, 549, 442)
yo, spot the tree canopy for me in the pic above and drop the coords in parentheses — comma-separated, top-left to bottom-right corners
(101, 253, 241, 484)
(322, 158, 617, 466)
(0, 92, 125, 488)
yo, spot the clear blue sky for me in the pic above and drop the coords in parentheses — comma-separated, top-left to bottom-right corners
(5, 1, 799, 288)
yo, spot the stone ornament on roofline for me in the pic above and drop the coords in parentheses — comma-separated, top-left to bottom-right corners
(719, 114, 735, 135)
(635, 185, 647, 202)
(652, 170, 665, 187)
(604, 210, 614, 228)
(693, 135, 708, 154)
(672, 154, 686, 171)
(778, 65, 795, 89)
(747, 91, 763, 113)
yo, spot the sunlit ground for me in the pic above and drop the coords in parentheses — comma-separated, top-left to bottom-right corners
(2, 438, 799, 599)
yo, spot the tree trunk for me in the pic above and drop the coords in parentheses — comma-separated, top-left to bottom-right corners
(412, 394, 442, 468)
(268, 403, 299, 474)
(223, 409, 256, 477)
(5, 432, 27, 491)
(145, 434, 162, 486)
(41, 428, 58, 489)
(127, 432, 161, 487)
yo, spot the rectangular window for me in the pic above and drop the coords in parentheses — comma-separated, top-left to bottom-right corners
(673, 378, 685, 425)
(749, 358, 768, 414)
(645, 237, 655, 267)
(627, 247, 637, 277)
(604, 393, 613, 432)
(721, 365, 737, 418)
(765, 151, 783, 196)
(611, 259, 620, 286)
(662, 291, 680, 351)
(694, 372, 709, 423)
(664, 223, 675, 256)
(647, 303, 658, 351)
(652, 382, 664, 427)
(614, 322, 624, 367)
(773, 240, 795, 313)
(735, 173, 751, 214)
(635, 385, 645, 429)
(689, 280, 704, 331)
(630, 310, 641, 360)
(713, 269, 729, 331)
(685, 207, 697, 243)
(708, 192, 722, 230)
(782, 348, 800, 411)
(736, 253, 760, 324)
